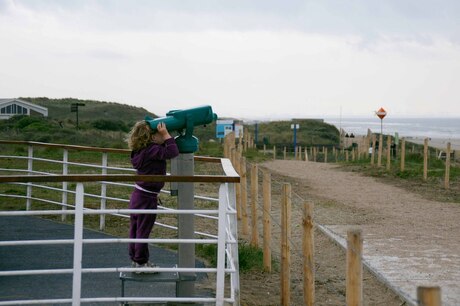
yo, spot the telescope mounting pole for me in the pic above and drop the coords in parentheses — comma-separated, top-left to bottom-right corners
(176, 152, 196, 298)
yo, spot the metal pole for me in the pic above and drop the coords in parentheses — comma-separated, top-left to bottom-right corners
(76, 106, 79, 130)
(177, 153, 196, 297)
(293, 125, 297, 157)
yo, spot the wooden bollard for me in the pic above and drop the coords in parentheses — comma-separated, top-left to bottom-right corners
(377, 134, 383, 167)
(424, 138, 429, 181)
(281, 183, 292, 306)
(263, 171, 272, 272)
(240, 157, 249, 235)
(346, 229, 363, 306)
(303, 202, 314, 306)
(417, 286, 441, 306)
(263, 144, 266, 155)
(273, 145, 276, 160)
(250, 164, 259, 247)
(235, 153, 242, 220)
(401, 138, 406, 172)
(324, 147, 328, 163)
(386, 135, 391, 171)
(445, 142, 451, 189)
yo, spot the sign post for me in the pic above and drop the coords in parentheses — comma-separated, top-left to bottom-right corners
(70, 103, 85, 129)
(375, 107, 387, 135)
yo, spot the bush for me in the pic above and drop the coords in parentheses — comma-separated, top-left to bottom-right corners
(14, 116, 45, 129)
(91, 119, 129, 132)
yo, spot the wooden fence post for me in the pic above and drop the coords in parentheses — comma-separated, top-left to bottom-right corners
(241, 157, 249, 235)
(273, 145, 276, 160)
(386, 135, 392, 171)
(281, 183, 292, 306)
(284, 146, 287, 160)
(235, 152, 242, 220)
(401, 138, 406, 172)
(371, 134, 376, 166)
(424, 138, 429, 181)
(303, 202, 314, 306)
(313, 147, 317, 162)
(377, 134, 383, 167)
(251, 164, 259, 247)
(263, 171, 272, 272)
(445, 142, 451, 189)
(417, 286, 441, 306)
(263, 144, 266, 155)
(346, 229, 363, 306)
(324, 147, 328, 163)
(345, 150, 349, 162)
(305, 147, 309, 162)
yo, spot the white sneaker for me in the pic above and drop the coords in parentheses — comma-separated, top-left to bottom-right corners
(134, 261, 159, 274)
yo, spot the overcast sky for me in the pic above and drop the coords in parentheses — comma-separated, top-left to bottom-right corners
(1, 0, 459, 119)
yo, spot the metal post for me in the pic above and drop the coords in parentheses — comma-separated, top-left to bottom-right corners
(177, 153, 196, 297)
(62, 149, 68, 222)
(100, 153, 108, 231)
(293, 126, 297, 157)
(26, 145, 33, 210)
(72, 183, 84, 306)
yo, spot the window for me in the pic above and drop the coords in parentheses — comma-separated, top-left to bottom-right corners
(1, 104, 29, 115)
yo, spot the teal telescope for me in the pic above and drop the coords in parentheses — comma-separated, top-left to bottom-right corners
(145, 105, 218, 153)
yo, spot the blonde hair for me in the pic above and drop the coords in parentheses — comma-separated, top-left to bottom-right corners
(126, 121, 153, 151)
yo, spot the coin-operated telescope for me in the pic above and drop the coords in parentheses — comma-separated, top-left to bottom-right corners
(145, 105, 218, 153)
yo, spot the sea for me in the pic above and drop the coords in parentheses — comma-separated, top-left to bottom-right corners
(324, 117, 460, 140)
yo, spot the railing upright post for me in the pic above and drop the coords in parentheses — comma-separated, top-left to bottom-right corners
(227, 181, 240, 305)
(100, 153, 108, 231)
(72, 183, 84, 306)
(26, 145, 33, 210)
(62, 149, 69, 222)
(216, 184, 229, 305)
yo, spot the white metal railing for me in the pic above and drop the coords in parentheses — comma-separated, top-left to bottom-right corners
(0, 140, 240, 305)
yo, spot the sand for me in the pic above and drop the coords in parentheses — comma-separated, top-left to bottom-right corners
(404, 137, 460, 151)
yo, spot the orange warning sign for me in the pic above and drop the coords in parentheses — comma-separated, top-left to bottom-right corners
(376, 107, 387, 119)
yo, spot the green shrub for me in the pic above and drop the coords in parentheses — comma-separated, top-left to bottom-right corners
(91, 119, 129, 132)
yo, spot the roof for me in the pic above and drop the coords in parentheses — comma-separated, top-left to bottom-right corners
(0, 98, 48, 116)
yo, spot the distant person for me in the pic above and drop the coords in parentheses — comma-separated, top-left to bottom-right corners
(126, 121, 179, 272)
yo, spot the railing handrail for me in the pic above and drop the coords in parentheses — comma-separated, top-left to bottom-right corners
(0, 140, 224, 164)
(0, 174, 239, 183)
(0, 140, 240, 305)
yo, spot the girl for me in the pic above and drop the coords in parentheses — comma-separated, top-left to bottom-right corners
(126, 121, 179, 271)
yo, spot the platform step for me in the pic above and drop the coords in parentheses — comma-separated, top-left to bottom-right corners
(120, 268, 179, 283)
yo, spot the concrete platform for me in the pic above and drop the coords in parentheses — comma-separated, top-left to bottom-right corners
(0, 216, 207, 304)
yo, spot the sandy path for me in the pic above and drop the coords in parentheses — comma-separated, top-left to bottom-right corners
(261, 160, 460, 306)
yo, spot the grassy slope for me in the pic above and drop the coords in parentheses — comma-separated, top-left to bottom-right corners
(2, 97, 339, 149)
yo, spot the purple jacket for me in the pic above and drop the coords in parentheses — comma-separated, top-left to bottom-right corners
(131, 138, 179, 192)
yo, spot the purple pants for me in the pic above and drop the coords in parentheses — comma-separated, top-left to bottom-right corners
(128, 189, 158, 264)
